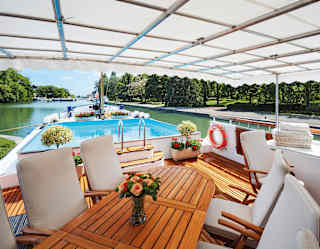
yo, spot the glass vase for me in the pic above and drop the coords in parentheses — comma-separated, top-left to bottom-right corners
(130, 196, 146, 225)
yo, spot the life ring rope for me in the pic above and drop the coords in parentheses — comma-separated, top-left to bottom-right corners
(208, 123, 227, 149)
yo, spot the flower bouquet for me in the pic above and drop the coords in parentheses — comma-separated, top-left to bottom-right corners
(41, 125, 73, 149)
(115, 173, 161, 225)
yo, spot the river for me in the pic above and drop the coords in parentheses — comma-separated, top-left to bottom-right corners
(0, 101, 211, 138)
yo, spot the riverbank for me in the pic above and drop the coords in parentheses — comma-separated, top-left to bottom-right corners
(0, 137, 17, 160)
(109, 101, 320, 127)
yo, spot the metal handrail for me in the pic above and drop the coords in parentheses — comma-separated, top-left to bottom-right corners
(117, 120, 124, 152)
(139, 119, 146, 148)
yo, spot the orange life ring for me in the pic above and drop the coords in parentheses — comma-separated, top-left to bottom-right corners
(208, 123, 227, 149)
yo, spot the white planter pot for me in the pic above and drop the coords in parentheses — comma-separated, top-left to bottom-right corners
(170, 148, 200, 161)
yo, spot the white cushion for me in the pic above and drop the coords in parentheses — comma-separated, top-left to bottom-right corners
(241, 130, 274, 178)
(80, 135, 123, 191)
(197, 241, 228, 249)
(0, 187, 17, 249)
(17, 148, 88, 230)
(297, 229, 320, 249)
(205, 198, 252, 240)
(252, 150, 291, 226)
(257, 175, 320, 249)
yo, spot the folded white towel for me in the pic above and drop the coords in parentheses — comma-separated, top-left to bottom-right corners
(279, 122, 310, 133)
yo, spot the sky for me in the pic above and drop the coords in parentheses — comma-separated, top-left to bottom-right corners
(20, 69, 101, 96)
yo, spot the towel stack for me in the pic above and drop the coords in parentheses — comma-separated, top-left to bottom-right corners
(272, 122, 313, 148)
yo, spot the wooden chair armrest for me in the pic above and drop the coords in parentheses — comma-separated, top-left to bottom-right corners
(221, 211, 264, 234)
(16, 235, 47, 245)
(84, 190, 113, 197)
(123, 171, 143, 175)
(228, 185, 257, 198)
(243, 168, 268, 175)
(218, 219, 261, 241)
(21, 226, 55, 236)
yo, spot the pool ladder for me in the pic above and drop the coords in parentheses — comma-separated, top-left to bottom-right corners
(117, 120, 124, 152)
(139, 119, 146, 148)
(117, 119, 147, 153)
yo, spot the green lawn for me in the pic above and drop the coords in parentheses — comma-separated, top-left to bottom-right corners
(0, 137, 16, 160)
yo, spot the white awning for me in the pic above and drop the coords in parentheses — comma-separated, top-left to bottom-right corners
(1, 0, 320, 84)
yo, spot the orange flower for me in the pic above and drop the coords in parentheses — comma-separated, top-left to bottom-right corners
(131, 176, 140, 182)
(118, 181, 128, 192)
(143, 178, 153, 186)
(130, 183, 143, 196)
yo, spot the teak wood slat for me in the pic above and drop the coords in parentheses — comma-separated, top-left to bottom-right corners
(35, 167, 215, 249)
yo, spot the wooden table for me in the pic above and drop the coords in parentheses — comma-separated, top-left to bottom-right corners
(35, 166, 215, 249)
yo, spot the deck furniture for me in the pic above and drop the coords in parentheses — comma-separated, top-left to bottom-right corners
(204, 150, 290, 243)
(16, 148, 109, 232)
(0, 187, 47, 248)
(80, 135, 123, 192)
(297, 229, 320, 249)
(198, 174, 320, 249)
(33, 166, 215, 249)
(240, 130, 274, 192)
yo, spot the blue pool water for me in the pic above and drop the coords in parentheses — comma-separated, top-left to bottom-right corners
(20, 119, 179, 153)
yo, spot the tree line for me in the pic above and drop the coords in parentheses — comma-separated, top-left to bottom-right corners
(0, 68, 72, 103)
(97, 72, 320, 109)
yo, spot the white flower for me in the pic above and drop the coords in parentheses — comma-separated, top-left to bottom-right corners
(41, 125, 73, 148)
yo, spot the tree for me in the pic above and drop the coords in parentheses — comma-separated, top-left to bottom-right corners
(35, 85, 71, 98)
(129, 75, 147, 102)
(106, 72, 118, 100)
(200, 79, 209, 106)
(145, 74, 166, 102)
(116, 73, 134, 101)
(0, 68, 34, 103)
(304, 81, 315, 106)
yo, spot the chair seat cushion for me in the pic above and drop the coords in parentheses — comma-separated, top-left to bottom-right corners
(204, 198, 252, 240)
(197, 241, 228, 249)
(297, 228, 320, 249)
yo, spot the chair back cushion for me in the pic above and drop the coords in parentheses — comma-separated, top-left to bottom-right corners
(252, 149, 290, 226)
(0, 187, 17, 249)
(257, 175, 320, 249)
(297, 229, 320, 249)
(240, 130, 274, 174)
(80, 135, 123, 191)
(17, 148, 87, 230)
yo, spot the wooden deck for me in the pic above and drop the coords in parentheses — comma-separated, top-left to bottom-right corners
(2, 152, 254, 218)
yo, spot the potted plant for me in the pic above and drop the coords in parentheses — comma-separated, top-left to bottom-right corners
(170, 121, 201, 161)
(41, 125, 73, 149)
(73, 151, 84, 179)
(115, 172, 161, 225)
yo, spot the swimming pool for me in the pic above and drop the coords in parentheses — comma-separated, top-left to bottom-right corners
(20, 119, 179, 153)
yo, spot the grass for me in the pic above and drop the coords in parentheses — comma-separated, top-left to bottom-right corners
(0, 137, 16, 160)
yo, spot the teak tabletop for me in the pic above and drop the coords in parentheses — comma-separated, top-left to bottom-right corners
(35, 166, 215, 249)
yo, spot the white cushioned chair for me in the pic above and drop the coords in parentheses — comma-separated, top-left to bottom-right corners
(198, 174, 320, 249)
(240, 130, 275, 192)
(0, 187, 46, 248)
(205, 150, 290, 242)
(80, 135, 123, 191)
(17, 147, 107, 232)
(297, 229, 320, 249)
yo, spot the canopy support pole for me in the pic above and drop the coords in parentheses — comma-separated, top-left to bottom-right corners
(0, 48, 14, 58)
(100, 73, 104, 116)
(109, 0, 190, 62)
(52, 0, 67, 59)
(275, 73, 280, 131)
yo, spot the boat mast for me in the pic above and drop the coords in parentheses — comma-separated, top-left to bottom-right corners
(275, 73, 279, 131)
(100, 72, 105, 116)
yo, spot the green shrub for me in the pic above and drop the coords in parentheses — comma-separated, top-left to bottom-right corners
(0, 137, 16, 160)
